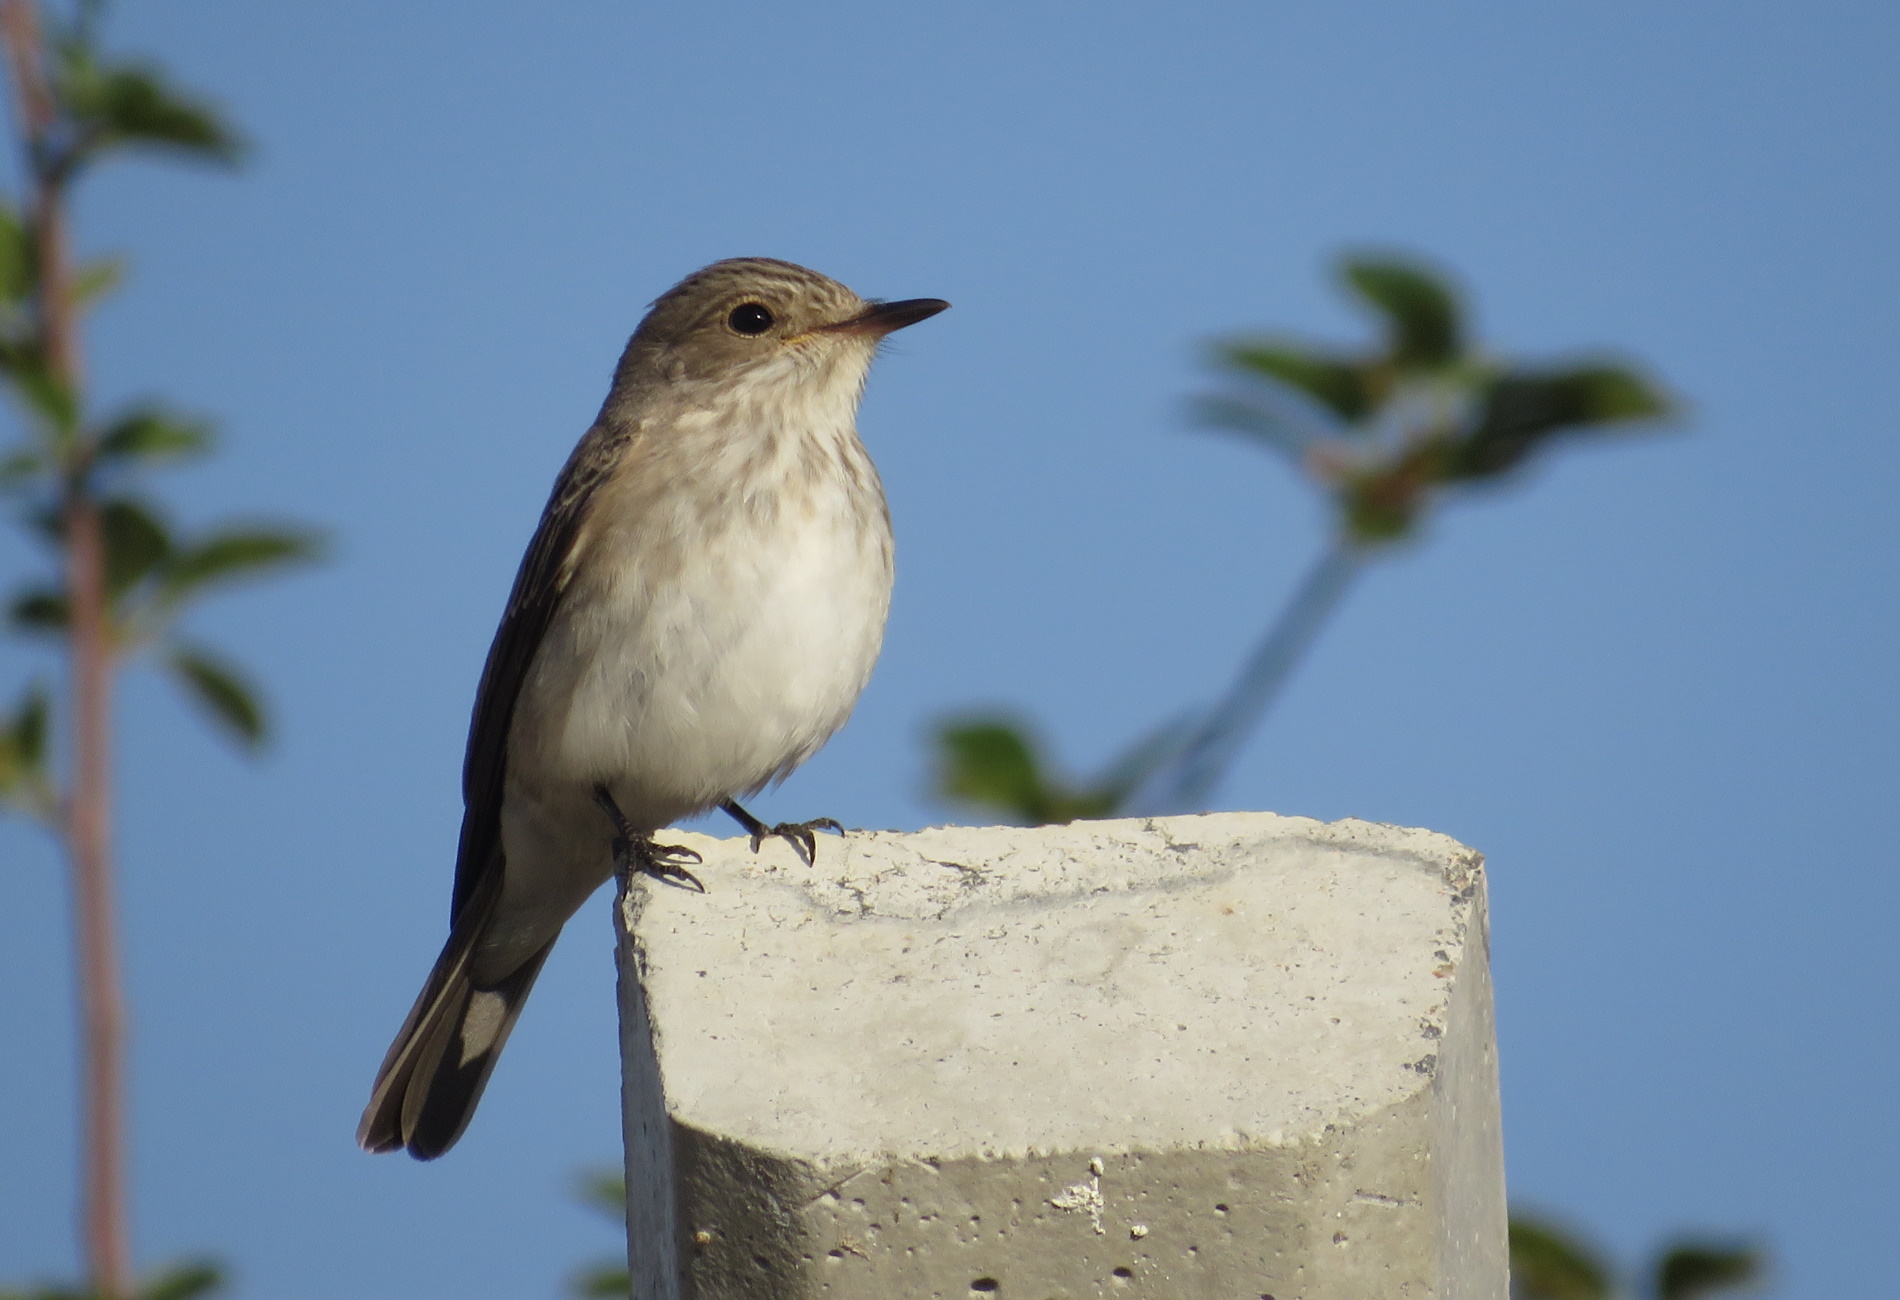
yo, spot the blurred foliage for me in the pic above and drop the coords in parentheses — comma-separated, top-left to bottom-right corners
(1654, 1245, 1768, 1300)
(1206, 253, 1671, 545)
(0, 676, 53, 816)
(0, 4, 318, 801)
(1510, 1213, 1765, 1300)
(0, 3, 303, 1295)
(0, 1259, 221, 1300)
(48, 39, 243, 172)
(1512, 1218, 1614, 1300)
(929, 250, 1674, 825)
(932, 715, 1189, 825)
(28, 0, 245, 186)
(3, 487, 322, 748)
(570, 1170, 631, 1299)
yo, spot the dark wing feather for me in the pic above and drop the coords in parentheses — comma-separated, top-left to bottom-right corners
(450, 423, 630, 924)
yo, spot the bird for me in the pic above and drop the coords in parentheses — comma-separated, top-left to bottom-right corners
(357, 258, 948, 1160)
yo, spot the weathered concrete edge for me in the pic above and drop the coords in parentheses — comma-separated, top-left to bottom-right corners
(668, 1089, 1452, 1297)
(805, 812, 1486, 926)
(618, 881, 683, 1300)
(1433, 874, 1507, 1299)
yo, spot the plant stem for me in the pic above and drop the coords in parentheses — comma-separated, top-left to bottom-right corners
(1, 2, 131, 1294)
(64, 488, 129, 1300)
(1137, 539, 1368, 814)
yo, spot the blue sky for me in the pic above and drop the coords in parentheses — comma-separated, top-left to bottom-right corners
(2, 1, 1896, 1295)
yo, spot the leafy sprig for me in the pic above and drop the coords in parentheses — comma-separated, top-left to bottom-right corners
(930, 251, 1674, 824)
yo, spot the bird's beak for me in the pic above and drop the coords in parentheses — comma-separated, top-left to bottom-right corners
(823, 298, 951, 336)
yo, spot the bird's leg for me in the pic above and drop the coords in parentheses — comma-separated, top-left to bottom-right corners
(593, 785, 705, 892)
(720, 798, 845, 864)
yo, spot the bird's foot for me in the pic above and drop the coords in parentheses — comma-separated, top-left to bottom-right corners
(627, 836, 706, 892)
(720, 799, 845, 863)
(595, 785, 706, 892)
(752, 816, 844, 862)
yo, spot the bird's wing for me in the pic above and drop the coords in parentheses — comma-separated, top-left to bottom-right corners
(451, 423, 630, 924)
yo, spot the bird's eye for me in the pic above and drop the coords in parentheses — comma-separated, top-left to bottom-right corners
(727, 302, 775, 335)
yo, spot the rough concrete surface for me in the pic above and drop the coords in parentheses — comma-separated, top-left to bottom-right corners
(616, 812, 1504, 1300)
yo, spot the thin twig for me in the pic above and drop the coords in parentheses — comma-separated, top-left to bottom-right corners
(1, 2, 130, 1295)
(1133, 539, 1368, 815)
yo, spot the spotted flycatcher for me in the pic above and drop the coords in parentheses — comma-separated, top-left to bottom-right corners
(357, 259, 948, 1159)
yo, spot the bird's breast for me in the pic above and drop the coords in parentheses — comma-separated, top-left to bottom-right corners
(511, 419, 894, 820)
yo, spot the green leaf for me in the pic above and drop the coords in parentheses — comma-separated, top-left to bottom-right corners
(158, 524, 323, 605)
(138, 1261, 223, 1300)
(167, 645, 267, 749)
(5, 685, 48, 766)
(1654, 1241, 1764, 1300)
(1190, 395, 1320, 462)
(101, 498, 175, 598)
(97, 406, 214, 464)
(73, 254, 126, 309)
(932, 717, 1120, 826)
(1508, 1216, 1611, 1300)
(0, 198, 31, 304)
(569, 1171, 630, 1298)
(0, 1283, 90, 1300)
(576, 1170, 627, 1220)
(7, 585, 69, 633)
(0, 1258, 223, 1300)
(1561, 364, 1672, 421)
(935, 719, 1047, 822)
(58, 50, 246, 166)
(1453, 362, 1673, 480)
(0, 683, 54, 815)
(1218, 342, 1375, 423)
(571, 1265, 631, 1299)
(7, 355, 82, 442)
(1341, 255, 1463, 368)
(0, 445, 46, 488)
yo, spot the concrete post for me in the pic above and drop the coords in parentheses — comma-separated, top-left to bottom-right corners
(616, 812, 1504, 1300)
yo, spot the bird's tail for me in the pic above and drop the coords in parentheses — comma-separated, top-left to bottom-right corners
(357, 876, 555, 1160)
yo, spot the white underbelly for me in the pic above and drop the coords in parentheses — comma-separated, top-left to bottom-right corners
(512, 500, 892, 820)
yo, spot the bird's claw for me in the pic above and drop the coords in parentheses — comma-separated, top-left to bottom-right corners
(639, 839, 706, 892)
(597, 783, 707, 892)
(611, 831, 706, 893)
(747, 816, 845, 863)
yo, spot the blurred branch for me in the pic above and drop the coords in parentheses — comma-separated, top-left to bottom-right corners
(0, 5, 296, 1297)
(2, 5, 126, 1292)
(1131, 539, 1366, 814)
(928, 249, 1675, 826)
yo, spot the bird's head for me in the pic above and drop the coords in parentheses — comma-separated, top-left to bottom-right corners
(613, 258, 948, 401)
